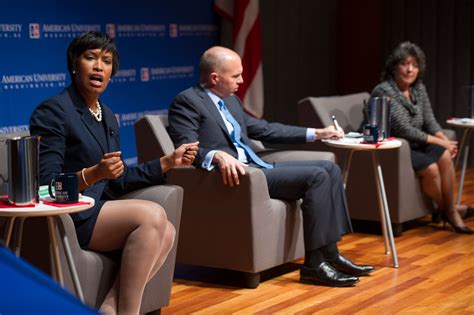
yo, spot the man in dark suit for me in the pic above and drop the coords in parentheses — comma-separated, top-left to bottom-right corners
(168, 46, 374, 287)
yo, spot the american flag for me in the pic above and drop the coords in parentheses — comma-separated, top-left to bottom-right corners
(214, 0, 264, 118)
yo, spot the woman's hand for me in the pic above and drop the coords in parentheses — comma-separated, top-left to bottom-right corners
(446, 140, 458, 158)
(77, 151, 124, 191)
(96, 151, 125, 179)
(173, 142, 199, 167)
(428, 134, 458, 159)
(160, 142, 199, 173)
(438, 132, 458, 158)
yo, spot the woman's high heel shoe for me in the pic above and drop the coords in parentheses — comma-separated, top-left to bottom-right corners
(441, 214, 474, 234)
(463, 207, 474, 220)
(431, 211, 442, 223)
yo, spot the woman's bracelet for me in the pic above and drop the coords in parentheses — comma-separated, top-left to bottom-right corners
(81, 168, 90, 187)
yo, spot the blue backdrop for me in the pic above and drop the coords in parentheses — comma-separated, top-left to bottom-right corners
(0, 0, 218, 164)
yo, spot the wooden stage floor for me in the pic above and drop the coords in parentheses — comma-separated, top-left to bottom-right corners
(162, 168, 474, 314)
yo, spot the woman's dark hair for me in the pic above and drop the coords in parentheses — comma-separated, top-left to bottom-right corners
(67, 31, 119, 78)
(382, 41, 426, 84)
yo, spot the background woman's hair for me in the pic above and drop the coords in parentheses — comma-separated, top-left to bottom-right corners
(67, 31, 120, 78)
(381, 41, 426, 85)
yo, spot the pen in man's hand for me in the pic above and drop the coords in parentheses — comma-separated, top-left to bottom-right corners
(331, 115, 344, 137)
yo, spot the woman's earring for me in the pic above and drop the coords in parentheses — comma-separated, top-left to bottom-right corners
(72, 70, 76, 74)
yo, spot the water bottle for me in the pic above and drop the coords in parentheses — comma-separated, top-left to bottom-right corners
(368, 96, 391, 140)
(6, 136, 40, 206)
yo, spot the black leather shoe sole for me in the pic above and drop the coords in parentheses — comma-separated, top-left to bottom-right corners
(300, 276, 359, 287)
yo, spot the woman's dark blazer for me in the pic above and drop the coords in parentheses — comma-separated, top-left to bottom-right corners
(29, 85, 165, 222)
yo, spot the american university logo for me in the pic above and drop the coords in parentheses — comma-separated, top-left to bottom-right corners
(115, 24, 166, 38)
(169, 24, 178, 38)
(168, 24, 217, 37)
(149, 66, 194, 80)
(0, 23, 22, 39)
(111, 69, 136, 83)
(1, 72, 67, 90)
(29, 23, 40, 39)
(140, 67, 150, 82)
(120, 109, 166, 127)
(31, 23, 100, 39)
(55, 182, 63, 191)
(106, 24, 116, 38)
(140, 66, 193, 82)
(0, 125, 29, 134)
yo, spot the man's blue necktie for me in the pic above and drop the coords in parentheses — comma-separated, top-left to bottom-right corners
(218, 100, 273, 169)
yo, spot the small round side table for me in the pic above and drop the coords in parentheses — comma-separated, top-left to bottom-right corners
(446, 118, 474, 205)
(323, 138, 402, 268)
(0, 195, 94, 302)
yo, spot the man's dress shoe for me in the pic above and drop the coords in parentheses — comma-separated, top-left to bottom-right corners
(329, 254, 374, 276)
(300, 262, 359, 287)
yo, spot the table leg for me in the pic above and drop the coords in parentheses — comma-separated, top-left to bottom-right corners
(54, 216, 84, 302)
(454, 129, 469, 169)
(371, 153, 389, 253)
(12, 217, 26, 256)
(4, 217, 16, 247)
(47, 216, 64, 285)
(342, 150, 354, 187)
(371, 152, 399, 268)
(456, 129, 471, 205)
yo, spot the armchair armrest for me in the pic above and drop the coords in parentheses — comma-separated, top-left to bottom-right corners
(442, 128, 456, 141)
(259, 149, 335, 163)
(168, 166, 272, 206)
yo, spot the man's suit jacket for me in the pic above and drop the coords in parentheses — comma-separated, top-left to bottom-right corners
(168, 85, 308, 166)
(29, 85, 165, 221)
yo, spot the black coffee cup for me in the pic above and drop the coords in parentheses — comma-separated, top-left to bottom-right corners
(48, 173, 79, 203)
(363, 124, 379, 144)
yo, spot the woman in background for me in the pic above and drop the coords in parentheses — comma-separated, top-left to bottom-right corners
(371, 41, 472, 234)
(30, 31, 198, 314)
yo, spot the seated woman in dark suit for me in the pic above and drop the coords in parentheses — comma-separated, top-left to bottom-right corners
(371, 41, 472, 234)
(30, 31, 198, 314)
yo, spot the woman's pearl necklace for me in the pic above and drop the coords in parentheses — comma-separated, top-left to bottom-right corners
(88, 101, 102, 122)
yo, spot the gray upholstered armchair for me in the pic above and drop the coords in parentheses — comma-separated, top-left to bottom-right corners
(297, 93, 455, 235)
(0, 132, 183, 314)
(135, 114, 335, 288)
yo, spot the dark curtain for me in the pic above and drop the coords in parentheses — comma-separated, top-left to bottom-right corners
(383, 0, 474, 164)
(260, 1, 338, 125)
(221, 0, 474, 165)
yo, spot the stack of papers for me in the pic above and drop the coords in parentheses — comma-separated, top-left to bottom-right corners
(448, 118, 474, 125)
(339, 137, 364, 144)
(345, 132, 363, 138)
(323, 137, 363, 144)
